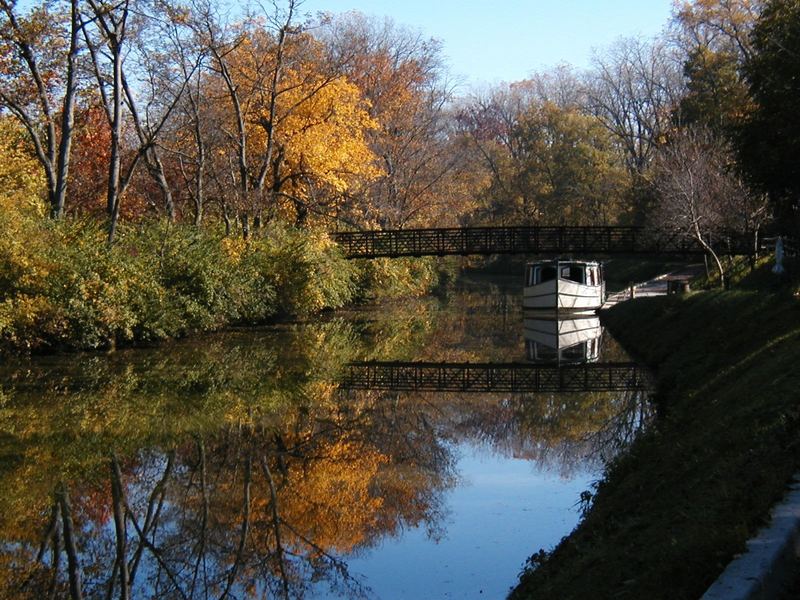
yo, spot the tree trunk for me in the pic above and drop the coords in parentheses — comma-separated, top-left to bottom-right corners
(52, 0, 80, 218)
(107, 31, 124, 242)
(110, 456, 130, 600)
(57, 485, 83, 600)
(147, 149, 175, 221)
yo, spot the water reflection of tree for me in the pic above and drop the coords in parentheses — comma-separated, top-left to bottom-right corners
(439, 389, 654, 477)
(0, 292, 650, 598)
(0, 390, 459, 599)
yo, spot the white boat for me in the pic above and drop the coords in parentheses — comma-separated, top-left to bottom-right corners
(523, 315, 603, 363)
(523, 260, 605, 312)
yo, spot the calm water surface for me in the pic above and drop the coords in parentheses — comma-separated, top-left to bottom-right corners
(0, 277, 651, 599)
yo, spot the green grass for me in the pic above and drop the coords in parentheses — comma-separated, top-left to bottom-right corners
(694, 254, 800, 292)
(511, 289, 800, 600)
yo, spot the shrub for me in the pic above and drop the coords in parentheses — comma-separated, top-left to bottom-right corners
(354, 255, 444, 301)
(252, 225, 358, 316)
(0, 210, 448, 353)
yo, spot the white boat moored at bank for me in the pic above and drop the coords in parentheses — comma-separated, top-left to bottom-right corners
(523, 259, 605, 313)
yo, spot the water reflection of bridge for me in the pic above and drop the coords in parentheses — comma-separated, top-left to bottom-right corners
(341, 361, 653, 393)
(332, 226, 751, 259)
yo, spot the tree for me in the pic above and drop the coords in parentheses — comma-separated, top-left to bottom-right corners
(81, 0, 197, 242)
(740, 0, 800, 232)
(460, 82, 630, 226)
(193, 3, 381, 235)
(0, 115, 46, 214)
(672, 0, 758, 134)
(0, 0, 81, 218)
(516, 103, 631, 225)
(651, 127, 767, 287)
(458, 82, 541, 225)
(161, 7, 212, 227)
(584, 36, 684, 177)
(673, 0, 762, 64)
(321, 13, 478, 229)
(679, 45, 752, 132)
(66, 103, 111, 216)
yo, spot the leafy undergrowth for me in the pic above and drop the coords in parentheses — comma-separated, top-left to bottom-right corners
(511, 290, 800, 600)
(0, 212, 448, 353)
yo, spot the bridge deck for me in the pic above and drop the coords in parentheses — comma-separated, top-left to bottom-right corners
(341, 361, 653, 393)
(332, 226, 751, 259)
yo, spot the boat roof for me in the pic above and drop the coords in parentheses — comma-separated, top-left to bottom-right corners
(525, 259, 601, 267)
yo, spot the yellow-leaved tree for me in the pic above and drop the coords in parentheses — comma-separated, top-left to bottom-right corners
(0, 116, 51, 345)
(197, 13, 381, 233)
(0, 116, 46, 217)
(259, 62, 380, 226)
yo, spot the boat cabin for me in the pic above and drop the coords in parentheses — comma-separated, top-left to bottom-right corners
(525, 261, 602, 287)
(525, 336, 601, 363)
(523, 259, 605, 312)
(523, 314, 603, 363)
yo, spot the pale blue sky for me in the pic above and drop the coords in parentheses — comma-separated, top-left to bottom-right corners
(300, 0, 675, 85)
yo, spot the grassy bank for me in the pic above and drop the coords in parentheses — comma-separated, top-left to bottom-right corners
(0, 211, 448, 353)
(512, 289, 800, 599)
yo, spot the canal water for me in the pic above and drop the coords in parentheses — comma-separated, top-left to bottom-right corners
(0, 277, 652, 599)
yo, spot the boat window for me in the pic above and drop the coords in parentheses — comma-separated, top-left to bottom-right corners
(527, 341, 558, 361)
(526, 266, 533, 286)
(560, 265, 585, 284)
(536, 267, 556, 283)
(588, 338, 600, 359)
(562, 343, 587, 361)
(587, 267, 596, 286)
(525, 265, 557, 285)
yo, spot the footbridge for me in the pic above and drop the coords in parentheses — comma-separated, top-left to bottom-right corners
(340, 361, 653, 394)
(332, 226, 752, 259)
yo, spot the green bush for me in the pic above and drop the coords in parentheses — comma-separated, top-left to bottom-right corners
(255, 225, 359, 316)
(355, 255, 443, 300)
(0, 215, 445, 353)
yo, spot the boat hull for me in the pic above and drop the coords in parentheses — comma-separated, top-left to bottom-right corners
(523, 314, 603, 363)
(523, 314, 602, 349)
(522, 278, 604, 312)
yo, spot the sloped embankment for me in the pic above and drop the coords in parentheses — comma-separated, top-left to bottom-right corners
(511, 290, 800, 600)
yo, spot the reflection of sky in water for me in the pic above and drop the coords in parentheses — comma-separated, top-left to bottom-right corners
(321, 441, 594, 600)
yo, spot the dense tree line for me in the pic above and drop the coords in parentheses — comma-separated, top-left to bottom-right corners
(0, 0, 478, 241)
(461, 0, 787, 240)
(0, 0, 796, 238)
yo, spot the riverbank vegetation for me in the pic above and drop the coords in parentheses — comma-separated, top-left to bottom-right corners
(0, 205, 453, 352)
(0, 1, 475, 352)
(512, 287, 800, 599)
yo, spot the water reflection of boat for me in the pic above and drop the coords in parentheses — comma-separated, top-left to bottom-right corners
(524, 314, 603, 363)
(523, 259, 605, 312)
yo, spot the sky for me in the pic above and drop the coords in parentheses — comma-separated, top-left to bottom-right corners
(298, 0, 675, 86)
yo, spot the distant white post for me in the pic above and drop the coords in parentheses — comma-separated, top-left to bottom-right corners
(772, 236, 785, 275)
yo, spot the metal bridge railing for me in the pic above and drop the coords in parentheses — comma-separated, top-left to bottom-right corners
(332, 226, 751, 259)
(340, 361, 653, 393)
